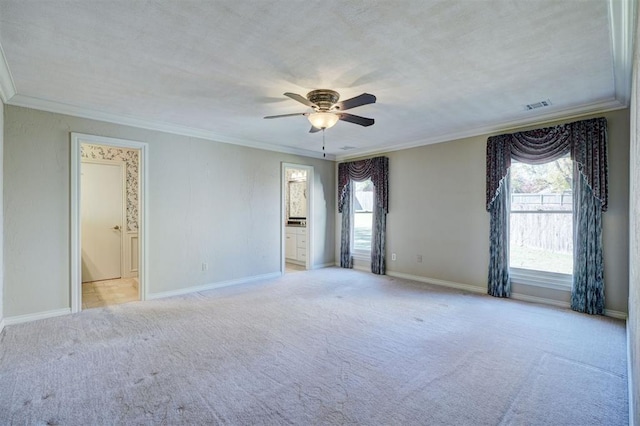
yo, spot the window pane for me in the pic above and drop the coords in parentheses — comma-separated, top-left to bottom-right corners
(353, 180, 373, 251)
(509, 157, 573, 275)
(510, 212, 572, 274)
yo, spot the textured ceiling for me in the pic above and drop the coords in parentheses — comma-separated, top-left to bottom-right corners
(0, 1, 633, 160)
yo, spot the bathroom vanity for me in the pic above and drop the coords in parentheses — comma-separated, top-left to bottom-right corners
(285, 225, 307, 264)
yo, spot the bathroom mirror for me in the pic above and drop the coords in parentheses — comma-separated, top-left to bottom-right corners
(289, 181, 307, 218)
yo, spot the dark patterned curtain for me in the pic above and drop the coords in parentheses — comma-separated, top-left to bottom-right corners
(340, 181, 353, 268)
(486, 117, 608, 314)
(338, 156, 389, 274)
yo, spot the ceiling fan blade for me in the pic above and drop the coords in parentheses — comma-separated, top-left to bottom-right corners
(309, 126, 321, 133)
(264, 113, 308, 119)
(284, 92, 317, 108)
(339, 113, 375, 127)
(333, 93, 376, 111)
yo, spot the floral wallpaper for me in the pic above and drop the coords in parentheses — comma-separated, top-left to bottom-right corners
(81, 143, 139, 232)
(286, 169, 307, 219)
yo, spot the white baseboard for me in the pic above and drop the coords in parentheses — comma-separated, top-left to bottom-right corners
(0, 318, 4, 334)
(147, 272, 281, 300)
(627, 319, 635, 426)
(312, 262, 336, 269)
(353, 263, 370, 272)
(512, 293, 626, 319)
(603, 309, 628, 320)
(386, 271, 485, 294)
(509, 292, 570, 309)
(4, 308, 71, 326)
(386, 271, 628, 319)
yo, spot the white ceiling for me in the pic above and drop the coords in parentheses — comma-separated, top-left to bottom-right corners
(0, 1, 635, 160)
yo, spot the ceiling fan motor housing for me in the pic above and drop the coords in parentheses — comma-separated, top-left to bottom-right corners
(307, 89, 340, 111)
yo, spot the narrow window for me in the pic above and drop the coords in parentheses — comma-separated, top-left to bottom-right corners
(352, 179, 373, 254)
(509, 157, 573, 276)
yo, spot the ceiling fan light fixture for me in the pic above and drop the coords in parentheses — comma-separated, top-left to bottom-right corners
(308, 112, 339, 130)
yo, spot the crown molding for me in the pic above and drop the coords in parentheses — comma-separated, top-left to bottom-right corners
(6, 94, 336, 161)
(335, 97, 626, 161)
(609, 0, 637, 106)
(5, 94, 625, 164)
(0, 41, 17, 103)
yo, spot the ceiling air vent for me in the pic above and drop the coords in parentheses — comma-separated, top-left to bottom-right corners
(340, 146, 356, 150)
(525, 99, 552, 110)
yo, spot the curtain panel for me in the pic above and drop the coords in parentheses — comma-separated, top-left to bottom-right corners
(340, 182, 353, 268)
(486, 117, 608, 314)
(338, 156, 389, 274)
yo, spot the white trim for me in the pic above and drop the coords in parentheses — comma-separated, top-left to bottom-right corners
(281, 163, 314, 273)
(124, 232, 139, 277)
(71, 137, 81, 312)
(8, 94, 335, 161)
(628, 319, 635, 426)
(4, 96, 624, 164)
(510, 292, 570, 309)
(352, 252, 371, 261)
(313, 262, 336, 269)
(0, 319, 5, 334)
(4, 308, 71, 325)
(335, 99, 625, 161)
(386, 271, 485, 294)
(146, 272, 280, 300)
(512, 294, 627, 319)
(510, 268, 572, 292)
(386, 270, 628, 319)
(609, 0, 636, 106)
(604, 309, 629, 320)
(0, 41, 16, 103)
(352, 262, 370, 272)
(71, 133, 149, 313)
(3, 90, 626, 165)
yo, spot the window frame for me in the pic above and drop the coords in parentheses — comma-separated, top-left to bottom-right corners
(510, 267, 572, 291)
(508, 158, 573, 290)
(351, 179, 373, 259)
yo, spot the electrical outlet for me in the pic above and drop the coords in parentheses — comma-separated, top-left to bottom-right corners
(416, 254, 422, 263)
(202, 262, 208, 271)
(391, 253, 397, 261)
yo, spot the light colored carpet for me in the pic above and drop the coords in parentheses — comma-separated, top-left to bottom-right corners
(0, 268, 628, 424)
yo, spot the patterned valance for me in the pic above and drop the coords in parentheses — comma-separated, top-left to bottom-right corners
(486, 117, 608, 211)
(338, 156, 389, 213)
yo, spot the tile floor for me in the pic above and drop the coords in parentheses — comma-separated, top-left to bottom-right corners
(82, 277, 139, 309)
(285, 262, 306, 274)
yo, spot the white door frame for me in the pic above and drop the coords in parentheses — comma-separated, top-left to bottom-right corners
(81, 158, 127, 281)
(71, 133, 149, 313)
(281, 163, 314, 273)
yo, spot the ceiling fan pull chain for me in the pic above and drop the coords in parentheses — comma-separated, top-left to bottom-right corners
(322, 129, 326, 157)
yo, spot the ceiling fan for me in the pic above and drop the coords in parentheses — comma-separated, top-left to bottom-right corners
(264, 89, 376, 132)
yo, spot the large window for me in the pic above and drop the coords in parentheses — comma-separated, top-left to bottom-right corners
(509, 157, 573, 276)
(352, 179, 373, 253)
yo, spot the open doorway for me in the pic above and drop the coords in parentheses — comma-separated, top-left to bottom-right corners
(282, 163, 314, 274)
(71, 133, 148, 313)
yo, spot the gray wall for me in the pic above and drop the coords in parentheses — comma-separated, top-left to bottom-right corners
(3, 105, 335, 317)
(342, 108, 630, 314)
(628, 7, 640, 422)
(0, 100, 3, 326)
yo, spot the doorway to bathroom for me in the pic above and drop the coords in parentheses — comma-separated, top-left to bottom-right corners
(71, 133, 148, 313)
(282, 163, 314, 274)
